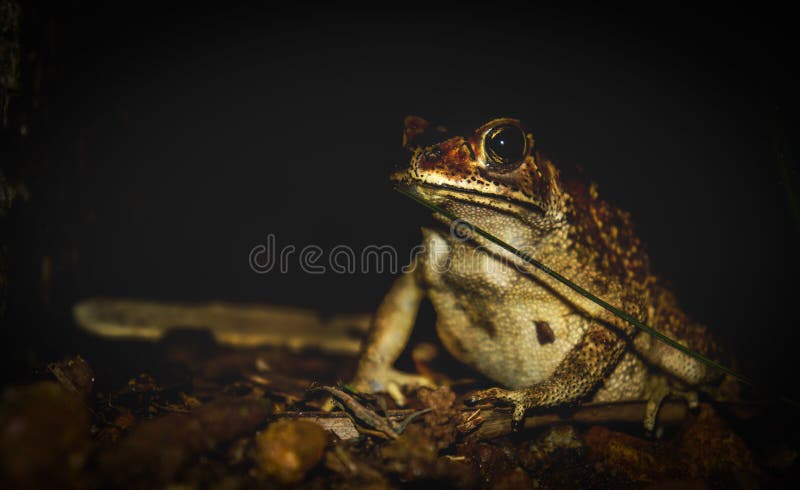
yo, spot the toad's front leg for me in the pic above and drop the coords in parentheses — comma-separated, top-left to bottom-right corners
(466, 321, 628, 425)
(351, 260, 434, 398)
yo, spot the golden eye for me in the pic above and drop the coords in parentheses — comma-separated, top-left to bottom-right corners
(484, 124, 527, 169)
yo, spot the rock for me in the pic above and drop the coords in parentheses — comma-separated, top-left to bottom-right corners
(99, 396, 272, 486)
(254, 419, 328, 485)
(0, 381, 91, 489)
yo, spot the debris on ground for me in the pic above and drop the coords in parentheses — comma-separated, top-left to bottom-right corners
(0, 334, 796, 489)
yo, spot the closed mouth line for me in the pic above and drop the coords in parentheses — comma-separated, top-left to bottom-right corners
(399, 181, 545, 215)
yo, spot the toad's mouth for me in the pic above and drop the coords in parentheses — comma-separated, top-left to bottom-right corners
(392, 175, 545, 217)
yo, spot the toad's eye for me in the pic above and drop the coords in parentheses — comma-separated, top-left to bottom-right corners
(483, 124, 527, 169)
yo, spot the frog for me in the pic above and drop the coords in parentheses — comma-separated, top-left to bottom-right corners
(351, 116, 736, 431)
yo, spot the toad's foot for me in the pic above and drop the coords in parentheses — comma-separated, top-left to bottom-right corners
(643, 376, 699, 434)
(350, 367, 435, 406)
(465, 387, 537, 428)
(644, 387, 699, 434)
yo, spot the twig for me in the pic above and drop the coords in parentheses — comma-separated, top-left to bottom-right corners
(276, 399, 696, 441)
(309, 386, 399, 439)
(465, 399, 688, 440)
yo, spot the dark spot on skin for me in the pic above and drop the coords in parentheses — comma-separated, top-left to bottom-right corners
(591, 277, 609, 294)
(534, 321, 555, 345)
(461, 141, 477, 160)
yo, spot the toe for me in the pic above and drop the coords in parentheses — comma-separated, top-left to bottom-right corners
(350, 368, 434, 395)
(512, 403, 527, 425)
(465, 387, 510, 406)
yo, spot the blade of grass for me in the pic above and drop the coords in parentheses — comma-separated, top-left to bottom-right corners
(395, 185, 799, 408)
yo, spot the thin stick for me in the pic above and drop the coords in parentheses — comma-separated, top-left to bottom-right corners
(275, 400, 692, 441)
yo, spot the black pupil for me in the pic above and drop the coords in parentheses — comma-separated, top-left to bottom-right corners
(485, 125, 525, 166)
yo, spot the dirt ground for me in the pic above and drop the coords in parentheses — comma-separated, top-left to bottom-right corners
(1, 333, 797, 489)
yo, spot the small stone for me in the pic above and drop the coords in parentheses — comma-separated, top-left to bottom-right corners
(254, 419, 328, 485)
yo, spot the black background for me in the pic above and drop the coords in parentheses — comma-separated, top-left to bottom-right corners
(2, 4, 798, 398)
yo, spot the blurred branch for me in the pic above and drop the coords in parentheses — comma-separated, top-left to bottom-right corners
(73, 297, 371, 354)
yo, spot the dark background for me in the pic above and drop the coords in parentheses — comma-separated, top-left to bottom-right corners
(2, 4, 798, 398)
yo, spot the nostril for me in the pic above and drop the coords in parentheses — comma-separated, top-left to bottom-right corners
(417, 147, 443, 169)
(424, 148, 443, 160)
